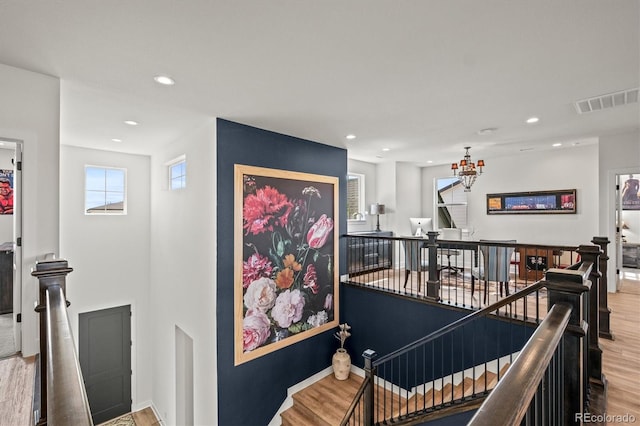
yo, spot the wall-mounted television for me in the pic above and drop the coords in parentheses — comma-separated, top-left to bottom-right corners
(486, 189, 576, 214)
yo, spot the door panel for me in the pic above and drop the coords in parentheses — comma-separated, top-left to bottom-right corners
(79, 305, 131, 424)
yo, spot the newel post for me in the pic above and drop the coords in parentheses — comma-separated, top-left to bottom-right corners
(592, 236, 614, 340)
(426, 231, 440, 301)
(577, 244, 604, 388)
(32, 259, 74, 426)
(363, 349, 377, 426)
(545, 265, 591, 426)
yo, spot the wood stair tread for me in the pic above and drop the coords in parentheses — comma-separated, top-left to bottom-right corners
(283, 374, 363, 426)
(281, 363, 512, 425)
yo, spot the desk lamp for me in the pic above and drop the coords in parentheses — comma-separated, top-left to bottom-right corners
(370, 203, 385, 232)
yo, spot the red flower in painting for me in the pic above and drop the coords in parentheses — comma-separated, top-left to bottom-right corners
(242, 253, 274, 288)
(307, 214, 334, 249)
(243, 186, 293, 235)
(303, 264, 319, 294)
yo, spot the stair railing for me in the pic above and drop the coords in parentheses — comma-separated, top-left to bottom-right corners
(344, 232, 583, 318)
(468, 303, 571, 425)
(341, 280, 545, 425)
(341, 257, 596, 426)
(469, 262, 593, 425)
(32, 259, 93, 426)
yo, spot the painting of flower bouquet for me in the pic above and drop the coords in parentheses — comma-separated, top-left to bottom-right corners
(234, 164, 339, 365)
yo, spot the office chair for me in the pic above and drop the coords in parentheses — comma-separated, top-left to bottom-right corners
(471, 240, 516, 304)
(438, 228, 463, 274)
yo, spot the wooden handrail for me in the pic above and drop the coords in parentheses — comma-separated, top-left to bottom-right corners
(45, 285, 93, 426)
(468, 303, 572, 426)
(32, 259, 93, 426)
(340, 375, 371, 426)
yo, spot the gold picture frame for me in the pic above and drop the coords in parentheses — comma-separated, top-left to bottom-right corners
(234, 164, 339, 365)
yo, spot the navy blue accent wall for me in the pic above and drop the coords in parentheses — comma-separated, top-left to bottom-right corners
(216, 119, 348, 425)
(343, 285, 533, 389)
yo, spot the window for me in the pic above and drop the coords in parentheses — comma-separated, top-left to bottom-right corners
(436, 177, 468, 230)
(85, 166, 126, 214)
(168, 156, 186, 190)
(347, 173, 365, 220)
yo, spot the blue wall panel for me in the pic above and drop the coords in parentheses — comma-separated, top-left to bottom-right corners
(216, 119, 348, 425)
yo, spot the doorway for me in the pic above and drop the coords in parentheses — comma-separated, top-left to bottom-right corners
(617, 173, 640, 290)
(0, 139, 22, 359)
(79, 305, 132, 424)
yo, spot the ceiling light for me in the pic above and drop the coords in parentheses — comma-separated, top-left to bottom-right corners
(451, 147, 484, 192)
(154, 75, 175, 85)
(552, 143, 562, 147)
(124, 120, 139, 126)
(526, 117, 540, 124)
(112, 138, 122, 143)
(427, 160, 433, 164)
(346, 134, 356, 140)
(382, 148, 390, 152)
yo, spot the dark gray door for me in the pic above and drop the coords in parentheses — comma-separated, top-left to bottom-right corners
(79, 305, 131, 424)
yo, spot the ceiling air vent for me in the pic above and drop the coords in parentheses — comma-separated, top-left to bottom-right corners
(574, 88, 639, 114)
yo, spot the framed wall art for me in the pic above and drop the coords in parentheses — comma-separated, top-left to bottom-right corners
(487, 189, 576, 215)
(234, 164, 339, 365)
(0, 169, 14, 215)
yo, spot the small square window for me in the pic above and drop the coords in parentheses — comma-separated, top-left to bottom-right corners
(168, 156, 186, 190)
(85, 166, 127, 214)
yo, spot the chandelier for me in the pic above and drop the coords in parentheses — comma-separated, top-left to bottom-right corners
(451, 146, 485, 192)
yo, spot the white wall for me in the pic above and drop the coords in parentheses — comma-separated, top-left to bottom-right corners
(598, 130, 640, 290)
(420, 144, 599, 246)
(0, 63, 60, 356)
(149, 120, 217, 425)
(59, 145, 153, 410)
(377, 162, 397, 232)
(395, 162, 422, 236)
(0, 148, 14, 243)
(346, 159, 377, 232)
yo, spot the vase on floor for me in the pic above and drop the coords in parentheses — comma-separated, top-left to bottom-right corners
(332, 348, 351, 380)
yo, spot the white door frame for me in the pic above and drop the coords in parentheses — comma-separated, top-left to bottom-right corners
(608, 167, 640, 292)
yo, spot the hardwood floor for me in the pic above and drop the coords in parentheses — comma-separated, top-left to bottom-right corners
(600, 271, 640, 421)
(0, 355, 35, 426)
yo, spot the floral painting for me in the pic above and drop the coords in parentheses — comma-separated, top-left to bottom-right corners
(234, 164, 339, 365)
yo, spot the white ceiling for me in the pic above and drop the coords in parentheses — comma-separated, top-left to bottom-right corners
(0, 1, 638, 166)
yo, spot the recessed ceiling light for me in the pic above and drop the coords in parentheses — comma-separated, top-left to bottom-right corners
(382, 148, 390, 152)
(427, 160, 433, 164)
(112, 138, 122, 143)
(124, 120, 139, 126)
(526, 117, 540, 124)
(477, 127, 498, 135)
(552, 143, 562, 147)
(346, 134, 356, 140)
(154, 75, 175, 85)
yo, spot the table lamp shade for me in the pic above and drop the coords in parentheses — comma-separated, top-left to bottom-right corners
(370, 204, 385, 215)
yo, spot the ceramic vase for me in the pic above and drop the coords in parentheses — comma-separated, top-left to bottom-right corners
(332, 348, 351, 380)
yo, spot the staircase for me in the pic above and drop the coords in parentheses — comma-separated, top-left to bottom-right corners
(280, 363, 510, 425)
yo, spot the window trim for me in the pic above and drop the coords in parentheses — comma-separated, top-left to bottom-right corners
(347, 172, 366, 222)
(435, 176, 468, 230)
(84, 165, 127, 215)
(167, 154, 186, 191)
